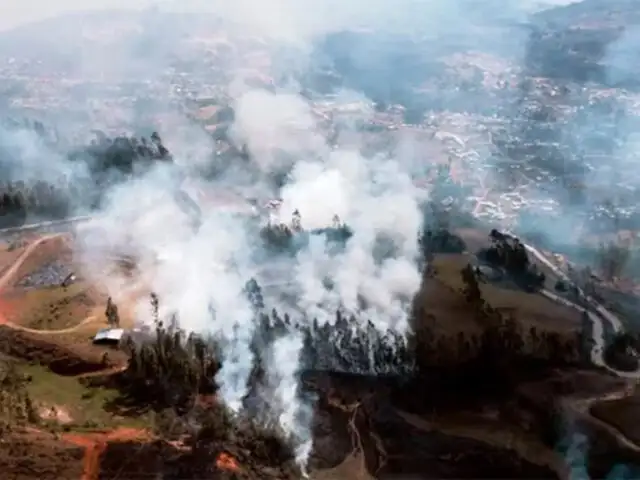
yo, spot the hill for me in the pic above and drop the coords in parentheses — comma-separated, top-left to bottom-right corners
(3, 2, 640, 478)
(0, 225, 638, 478)
(527, 0, 640, 85)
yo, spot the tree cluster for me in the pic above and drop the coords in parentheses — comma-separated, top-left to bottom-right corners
(408, 260, 583, 407)
(419, 228, 467, 255)
(480, 229, 546, 290)
(415, 291, 580, 404)
(0, 117, 58, 145)
(242, 278, 413, 376)
(116, 265, 583, 415)
(117, 298, 220, 413)
(250, 308, 413, 378)
(74, 131, 171, 175)
(603, 331, 640, 372)
(597, 239, 631, 282)
(114, 292, 300, 477)
(0, 126, 173, 223)
(0, 359, 39, 434)
(150, 399, 300, 479)
(0, 180, 71, 222)
(260, 212, 353, 255)
(108, 264, 587, 476)
(105, 297, 120, 328)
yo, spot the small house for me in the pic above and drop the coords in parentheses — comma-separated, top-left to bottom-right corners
(92, 328, 125, 346)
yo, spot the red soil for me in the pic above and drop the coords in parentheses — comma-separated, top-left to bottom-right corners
(62, 428, 151, 480)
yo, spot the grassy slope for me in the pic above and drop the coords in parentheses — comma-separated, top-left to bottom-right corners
(420, 253, 580, 335)
(4, 283, 102, 330)
(16, 361, 151, 430)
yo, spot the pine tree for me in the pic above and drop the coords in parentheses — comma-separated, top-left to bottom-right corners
(461, 264, 483, 306)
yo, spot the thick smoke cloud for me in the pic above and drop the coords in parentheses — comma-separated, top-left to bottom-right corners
(0, 0, 627, 469)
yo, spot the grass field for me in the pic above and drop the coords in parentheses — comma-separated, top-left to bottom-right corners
(420, 253, 580, 335)
(0, 353, 150, 432)
(2, 283, 104, 330)
(18, 362, 146, 428)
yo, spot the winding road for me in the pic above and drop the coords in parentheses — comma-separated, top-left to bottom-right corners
(519, 240, 640, 378)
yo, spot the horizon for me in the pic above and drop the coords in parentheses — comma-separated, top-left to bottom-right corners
(0, 0, 582, 33)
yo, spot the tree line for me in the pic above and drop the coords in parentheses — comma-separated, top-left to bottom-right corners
(110, 264, 586, 409)
(0, 123, 173, 225)
(476, 229, 546, 290)
(0, 359, 39, 435)
(113, 291, 300, 478)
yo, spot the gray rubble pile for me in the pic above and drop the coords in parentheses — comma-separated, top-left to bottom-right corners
(17, 260, 74, 289)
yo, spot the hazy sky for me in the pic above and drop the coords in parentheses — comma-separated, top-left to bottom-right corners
(0, 0, 581, 32)
(1, 1, 153, 31)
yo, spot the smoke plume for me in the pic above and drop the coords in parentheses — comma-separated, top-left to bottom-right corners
(2, 0, 637, 469)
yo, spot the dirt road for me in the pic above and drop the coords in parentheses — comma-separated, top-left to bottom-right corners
(0, 234, 102, 334)
(0, 233, 62, 291)
(62, 427, 151, 480)
(0, 234, 140, 479)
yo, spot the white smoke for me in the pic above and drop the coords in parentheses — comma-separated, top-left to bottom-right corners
(74, 90, 425, 468)
(75, 84, 422, 477)
(277, 148, 424, 330)
(268, 334, 315, 468)
(1, 0, 581, 471)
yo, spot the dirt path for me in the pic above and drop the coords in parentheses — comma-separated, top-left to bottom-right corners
(0, 300, 99, 332)
(564, 385, 640, 454)
(0, 234, 102, 334)
(0, 233, 63, 291)
(62, 427, 151, 480)
(0, 315, 99, 333)
(75, 364, 128, 379)
(523, 242, 640, 378)
(0, 233, 141, 479)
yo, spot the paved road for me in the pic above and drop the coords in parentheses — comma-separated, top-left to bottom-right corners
(0, 216, 93, 237)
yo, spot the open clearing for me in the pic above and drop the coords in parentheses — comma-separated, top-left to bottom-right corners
(417, 253, 581, 336)
(3, 235, 74, 291)
(0, 326, 126, 375)
(18, 361, 150, 428)
(1, 282, 105, 330)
